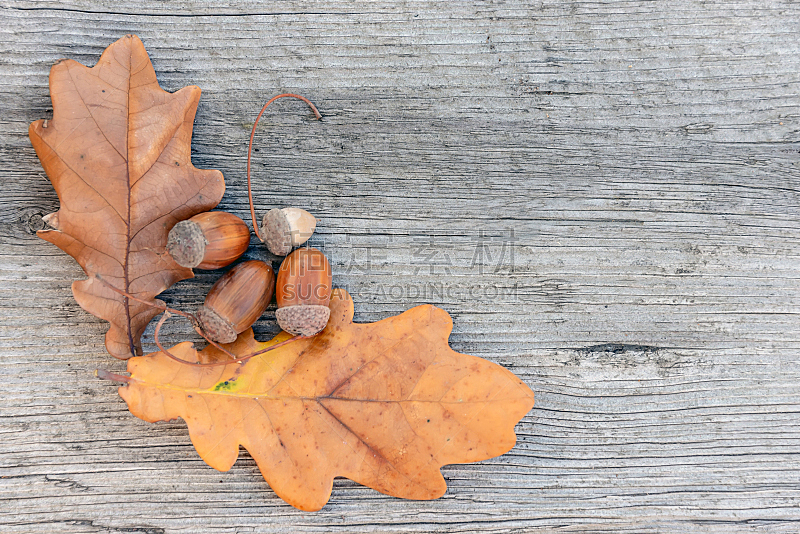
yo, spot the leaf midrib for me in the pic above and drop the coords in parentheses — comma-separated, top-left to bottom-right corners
(126, 377, 515, 405)
(123, 42, 134, 358)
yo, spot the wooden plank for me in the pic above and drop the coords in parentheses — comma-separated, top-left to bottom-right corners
(1, 1, 799, 532)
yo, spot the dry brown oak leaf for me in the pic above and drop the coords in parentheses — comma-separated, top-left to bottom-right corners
(29, 35, 225, 359)
(117, 289, 535, 511)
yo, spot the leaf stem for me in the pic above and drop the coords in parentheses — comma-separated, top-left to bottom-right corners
(96, 369, 132, 383)
(247, 94, 322, 242)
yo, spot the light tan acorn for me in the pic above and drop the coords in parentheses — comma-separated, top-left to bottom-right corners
(260, 207, 317, 256)
(167, 211, 250, 270)
(275, 248, 332, 336)
(196, 260, 275, 343)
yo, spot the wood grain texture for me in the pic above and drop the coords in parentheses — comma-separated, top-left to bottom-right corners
(1, 1, 799, 532)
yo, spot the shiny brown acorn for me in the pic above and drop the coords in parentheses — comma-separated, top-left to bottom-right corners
(275, 248, 332, 336)
(260, 207, 317, 256)
(167, 211, 250, 270)
(196, 260, 275, 343)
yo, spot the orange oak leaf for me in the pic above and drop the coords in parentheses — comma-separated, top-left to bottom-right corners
(29, 35, 225, 359)
(116, 289, 535, 511)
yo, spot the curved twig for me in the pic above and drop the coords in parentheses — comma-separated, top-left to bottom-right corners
(94, 275, 305, 367)
(247, 94, 322, 242)
(154, 310, 304, 368)
(95, 274, 194, 321)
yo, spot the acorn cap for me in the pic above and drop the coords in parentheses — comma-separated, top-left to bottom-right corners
(261, 209, 291, 256)
(261, 207, 317, 256)
(275, 304, 331, 337)
(166, 220, 206, 268)
(196, 305, 237, 344)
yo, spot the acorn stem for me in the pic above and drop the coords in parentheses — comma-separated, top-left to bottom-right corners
(247, 94, 322, 242)
(151, 311, 234, 364)
(97, 277, 237, 357)
(95, 273, 302, 368)
(154, 310, 305, 367)
(95, 275, 194, 320)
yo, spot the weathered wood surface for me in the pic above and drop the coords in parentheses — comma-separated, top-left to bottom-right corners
(2, 1, 799, 532)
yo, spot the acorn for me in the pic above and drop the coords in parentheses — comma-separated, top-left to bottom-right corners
(275, 248, 332, 337)
(196, 260, 275, 343)
(167, 211, 250, 270)
(260, 207, 317, 256)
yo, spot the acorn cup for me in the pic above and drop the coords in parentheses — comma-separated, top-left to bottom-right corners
(261, 207, 317, 256)
(196, 260, 276, 344)
(167, 211, 250, 270)
(275, 248, 332, 337)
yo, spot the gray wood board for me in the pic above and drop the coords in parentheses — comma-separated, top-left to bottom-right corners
(2, 1, 799, 532)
